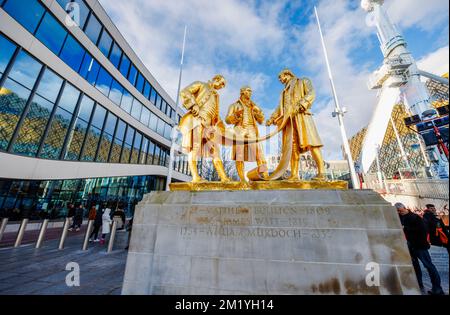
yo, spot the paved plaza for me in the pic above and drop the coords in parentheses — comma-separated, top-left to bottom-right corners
(0, 225, 448, 295)
(0, 229, 128, 295)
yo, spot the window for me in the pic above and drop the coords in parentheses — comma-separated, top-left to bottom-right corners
(143, 81, 151, 99)
(85, 14, 102, 44)
(136, 73, 144, 93)
(77, 95, 94, 121)
(128, 65, 137, 86)
(7, 51, 43, 89)
(0, 79, 32, 150)
(0, 35, 16, 75)
(141, 107, 150, 126)
(148, 112, 158, 131)
(147, 141, 155, 164)
(35, 12, 68, 55)
(80, 55, 100, 85)
(57, 83, 80, 113)
(56, 0, 90, 29)
(95, 67, 112, 96)
(103, 112, 117, 136)
(98, 30, 113, 57)
(153, 145, 160, 165)
(110, 119, 125, 163)
(131, 99, 142, 120)
(155, 94, 162, 110)
(130, 132, 142, 164)
(140, 138, 149, 164)
(109, 42, 122, 68)
(121, 126, 134, 163)
(119, 55, 130, 78)
(59, 35, 85, 72)
(156, 119, 165, 136)
(13, 94, 55, 156)
(97, 112, 116, 163)
(161, 100, 167, 116)
(40, 106, 73, 159)
(164, 123, 172, 139)
(120, 91, 132, 113)
(81, 125, 101, 161)
(3, 0, 45, 34)
(150, 88, 157, 105)
(34, 68, 63, 103)
(109, 80, 123, 105)
(64, 95, 93, 160)
(90, 104, 106, 129)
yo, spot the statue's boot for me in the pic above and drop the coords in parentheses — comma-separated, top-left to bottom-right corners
(236, 161, 248, 183)
(213, 159, 231, 182)
(189, 157, 206, 183)
(287, 156, 300, 181)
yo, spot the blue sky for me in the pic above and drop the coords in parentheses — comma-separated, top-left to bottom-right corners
(100, 0, 449, 161)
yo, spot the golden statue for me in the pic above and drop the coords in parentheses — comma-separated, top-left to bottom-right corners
(225, 86, 269, 182)
(170, 70, 348, 191)
(178, 75, 230, 183)
(266, 69, 325, 181)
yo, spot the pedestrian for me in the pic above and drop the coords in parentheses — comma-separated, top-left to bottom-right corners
(66, 203, 75, 230)
(89, 206, 103, 242)
(423, 204, 449, 255)
(72, 203, 84, 232)
(100, 205, 112, 245)
(395, 202, 445, 295)
(112, 202, 126, 230)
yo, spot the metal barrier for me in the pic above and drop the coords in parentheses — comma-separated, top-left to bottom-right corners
(58, 218, 70, 250)
(82, 220, 94, 251)
(0, 218, 8, 242)
(35, 219, 49, 249)
(364, 175, 449, 201)
(107, 221, 118, 253)
(14, 218, 29, 248)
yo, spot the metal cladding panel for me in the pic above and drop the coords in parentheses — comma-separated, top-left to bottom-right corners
(361, 87, 400, 172)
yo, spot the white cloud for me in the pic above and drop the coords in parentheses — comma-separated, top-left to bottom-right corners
(99, 0, 448, 162)
(416, 45, 449, 76)
(387, 0, 449, 32)
(98, 0, 284, 102)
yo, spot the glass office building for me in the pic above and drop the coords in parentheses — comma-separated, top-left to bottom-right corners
(0, 0, 191, 219)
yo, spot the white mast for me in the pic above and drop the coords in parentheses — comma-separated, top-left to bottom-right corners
(166, 25, 187, 191)
(314, 7, 360, 189)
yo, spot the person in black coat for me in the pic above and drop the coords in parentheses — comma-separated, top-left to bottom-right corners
(89, 207, 103, 242)
(72, 203, 84, 232)
(395, 203, 444, 295)
(423, 204, 449, 255)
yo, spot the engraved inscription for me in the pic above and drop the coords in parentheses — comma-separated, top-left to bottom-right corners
(179, 226, 333, 240)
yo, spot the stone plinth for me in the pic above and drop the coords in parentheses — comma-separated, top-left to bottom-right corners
(122, 190, 420, 295)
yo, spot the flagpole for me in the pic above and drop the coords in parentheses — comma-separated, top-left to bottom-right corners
(314, 6, 360, 189)
(166, 25, 187, 191)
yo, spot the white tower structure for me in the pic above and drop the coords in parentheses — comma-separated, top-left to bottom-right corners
(361, 0, 434, 116)
(359, 0, 447, 174)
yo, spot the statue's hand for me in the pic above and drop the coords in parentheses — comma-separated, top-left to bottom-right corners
(191, 105, 200, 116)
(266, 118, 274, 126)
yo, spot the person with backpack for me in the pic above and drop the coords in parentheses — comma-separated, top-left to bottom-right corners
(395, 203, 444, 295)
(423, 204, 449, 255)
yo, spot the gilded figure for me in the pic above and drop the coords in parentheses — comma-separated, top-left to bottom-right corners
(225, 86, 268, 182)
(178, 75, 230, 183)
(266, 69, 325, 180)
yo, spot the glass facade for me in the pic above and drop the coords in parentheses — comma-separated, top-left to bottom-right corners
(53, 0, 178, 122)
(0, 2, 191, 221)
(0, 35, 181, 170)
(0, 175, 167, 220)
(1, 0, 175, 140)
